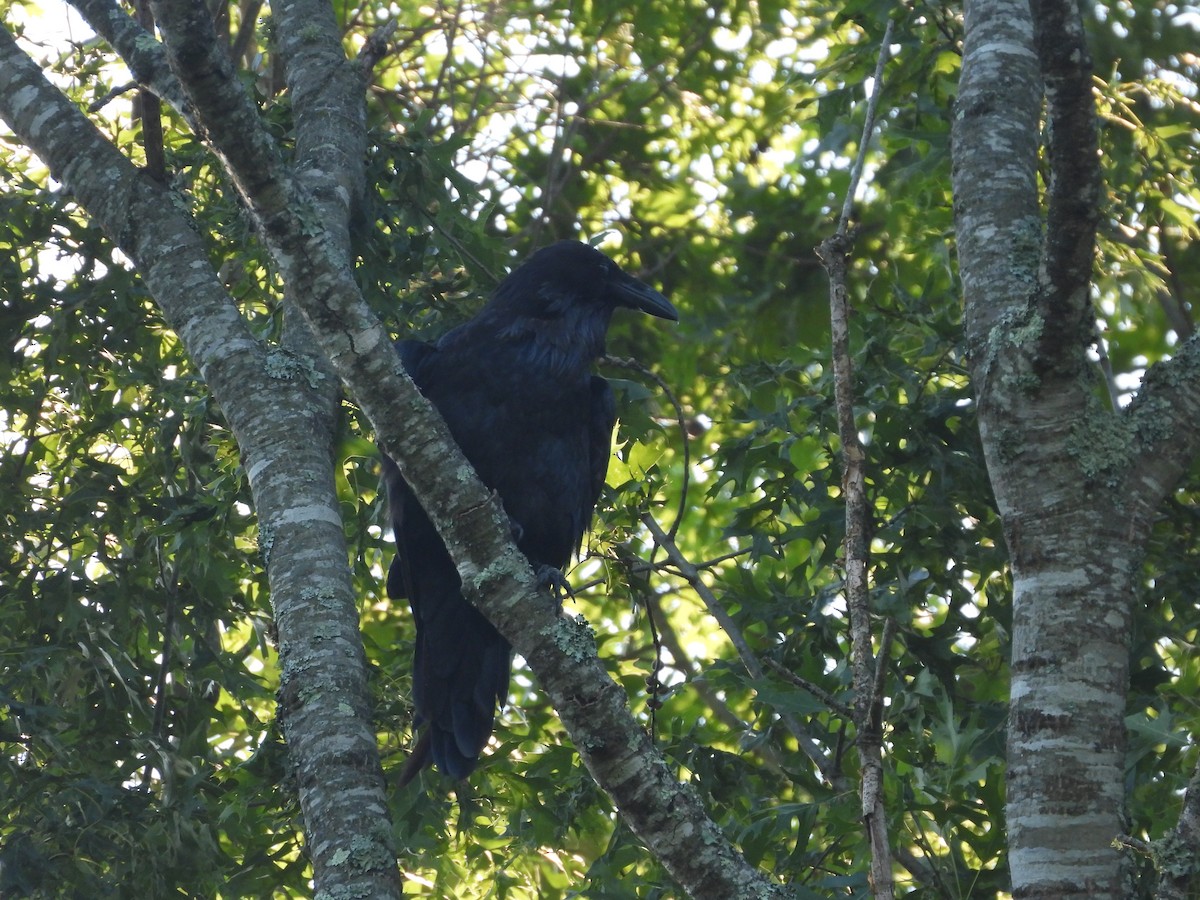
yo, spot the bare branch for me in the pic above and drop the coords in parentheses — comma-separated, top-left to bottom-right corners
(815, 18, 897, 900)
(229, 0, 264, 68)
(835, 18, 894, 235)
(763, 657, 854, 722)
(133, 0, 166, 183)
(87, 80, 138, 112)
(648, 595, 788, 774)
(1125, 335, 1200, 525)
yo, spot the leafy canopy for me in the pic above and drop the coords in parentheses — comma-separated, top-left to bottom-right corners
(2, 0, 1198, 896)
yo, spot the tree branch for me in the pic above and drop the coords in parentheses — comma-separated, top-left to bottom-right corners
(834, 19, 894, 235)
(641, 513, 840, 786)
(951, 0, 1043, 357)
(1030, 0, 1102, 363)
(763, 657, 854, 723)
(0, 25, 401, 899)
(65, 0, 197, 127)
(268, 0, 368, 399)
(648, 595, 789, 775)
(151, 0, 299, 239)
(1125, 334, 1200, 524)
(273, 0, 368, 218)
(955, 4, 1140, 897)
(815, 18, 895, 899)
(132, 0, 166, 183)
(136, 4, 785, 896)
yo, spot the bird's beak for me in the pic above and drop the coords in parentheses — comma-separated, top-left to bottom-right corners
(616, 276, 679, 321)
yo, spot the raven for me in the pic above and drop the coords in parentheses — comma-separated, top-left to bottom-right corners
(381, 240, 678, 783)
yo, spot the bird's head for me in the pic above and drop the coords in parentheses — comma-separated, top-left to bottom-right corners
(478, 240, 678, 371)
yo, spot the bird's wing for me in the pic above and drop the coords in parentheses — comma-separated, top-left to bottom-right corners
(381, 338, 438, 600)
(396, 338, 438, 384)
(402, 497, 510, 779)
(583, 375, 618, 549)
(384, 336, 513, 779)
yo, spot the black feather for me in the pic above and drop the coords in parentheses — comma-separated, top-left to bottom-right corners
(382, 240, 677, 783)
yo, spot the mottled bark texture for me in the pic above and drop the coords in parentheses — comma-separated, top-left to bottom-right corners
(0, 13, 401, 898)
(1, 5, 788, 897)
(952, 1, 1200, 897)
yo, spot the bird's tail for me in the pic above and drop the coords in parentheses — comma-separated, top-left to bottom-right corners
(397, 731, 432, 788)
(406, 613, 512, 783)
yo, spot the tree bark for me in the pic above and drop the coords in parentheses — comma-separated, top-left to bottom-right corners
(954, 1, 1200, 897)
(0, 9, 788, 898)
(0, 22, 402, 899)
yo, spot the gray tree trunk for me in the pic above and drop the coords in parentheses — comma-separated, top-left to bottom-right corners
(0, 8, 402, 897)
(0, 4, 790, 896)
(953, 0, 1200, 896)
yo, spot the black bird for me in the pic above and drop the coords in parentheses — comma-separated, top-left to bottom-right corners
(381, 240, 678, 782)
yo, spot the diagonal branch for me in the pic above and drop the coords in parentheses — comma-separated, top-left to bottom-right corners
(139, 4, 785, 896)
(642, 513, 841, 787)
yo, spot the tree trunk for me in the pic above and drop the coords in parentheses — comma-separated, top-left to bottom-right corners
(0, 21, 403, 899)
(954, 0, 1127, 895)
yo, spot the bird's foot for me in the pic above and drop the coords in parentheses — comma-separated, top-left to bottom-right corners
(535, 565, 574, 611)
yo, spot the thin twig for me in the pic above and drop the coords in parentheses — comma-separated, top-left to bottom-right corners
(871, 617, 897, 722)
(836, 18, 896, 236)
(571, 545, 751, 595)
(230, 0, 264, 68)
(641, 582, 665, 732)
(141, 540, 179, 788)
(640, 514, 761, 678)
(763, 657, 854, 721)
(596, 353, 689, 728)
(647, 595, 788, 775)
(815, 16, 896, 900)
(1112, 834, 1152, 856)
(88, 80, 139, 112)
(641, 512, 841, 786)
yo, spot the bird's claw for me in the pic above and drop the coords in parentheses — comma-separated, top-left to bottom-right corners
(535, 565, 574, 611)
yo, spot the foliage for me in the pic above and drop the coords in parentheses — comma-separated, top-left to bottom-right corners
(1, 0, 1198, 896)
